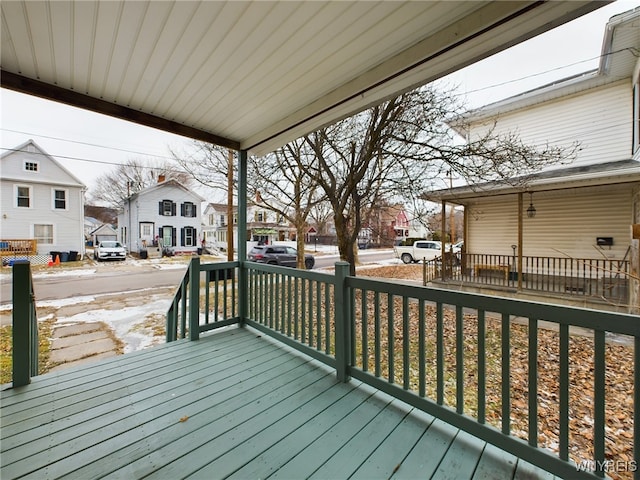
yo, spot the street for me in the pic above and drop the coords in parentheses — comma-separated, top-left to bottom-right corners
(1, 249, 396, 304)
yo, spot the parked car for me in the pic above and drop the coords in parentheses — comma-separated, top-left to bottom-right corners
(248, 245, 315, 269)
(94, 241, 127, 261)
(451, 241, 464, 254)
(393, 240, 442, 264)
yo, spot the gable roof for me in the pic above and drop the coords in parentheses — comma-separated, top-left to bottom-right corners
(1, 139, 86, 187)
(125, 179, 205, 203)
(0, 1, 604, 156)
(452, 6, 640, 128)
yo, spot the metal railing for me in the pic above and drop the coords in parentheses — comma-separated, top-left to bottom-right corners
(428, 253, 630, 303)
(11, 261, 39, 387)
(168, 258, 638, 479)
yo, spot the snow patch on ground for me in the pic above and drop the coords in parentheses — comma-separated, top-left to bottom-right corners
(55, 295, 171, 353)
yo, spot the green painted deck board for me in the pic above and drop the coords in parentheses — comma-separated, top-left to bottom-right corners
(1, 326, 557, 480)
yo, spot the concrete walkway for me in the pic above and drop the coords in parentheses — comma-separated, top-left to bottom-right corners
(48, 322, 120, 372)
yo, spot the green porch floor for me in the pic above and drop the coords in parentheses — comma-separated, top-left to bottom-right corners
(1, 326, 556, 479)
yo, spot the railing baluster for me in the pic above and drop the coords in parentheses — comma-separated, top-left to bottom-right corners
(362, 288, 369, 372)
(316, 281, 322, 350)
(301, 278, 307, 342)
(375, 291, 381, 377)
(528, 317, 538, 447)
(388, 293, 394, 384)
(418, 299, 425, 398)
(437, 302, 444, 405)
(502, 313, 510, 435)
(205, 276, 210, 324)
(635, 336, 640, 480)
(594, 330, 606, 477)
(478, 309, 486, 423)
(559, 323, 569, 460)
(403, 296, 410, 390)
(294, 277, 299, 339)
(456, 305, 464, 414)
(324, 282, 330, 353)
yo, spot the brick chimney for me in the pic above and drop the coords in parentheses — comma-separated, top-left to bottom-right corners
(158, 174, 166, 183)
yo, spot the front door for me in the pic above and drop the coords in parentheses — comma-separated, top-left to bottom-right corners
(139, 222, 154, 247)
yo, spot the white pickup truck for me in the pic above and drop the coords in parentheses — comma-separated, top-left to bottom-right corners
(394, 240, 442, 264)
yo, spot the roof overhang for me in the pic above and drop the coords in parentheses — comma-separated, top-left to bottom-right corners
(1, 1, 608, 156)
(424, 160, 640, 204)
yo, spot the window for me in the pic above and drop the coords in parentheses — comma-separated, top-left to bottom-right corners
(160, 226, 175, 247)
(256, 211, 265, 222)
(16, 185, 31, 208)
(181, 202, 196, 218)
(53, 189, 67, 210)
(24, 161, 38, 172)
(34, 224, 53, 244)
(208, 214, 215, 226)
(182, 226, 197, 247)
(220, 214, 226, 226)
(159, 200, 176, 216)
(141, 224, 152, 237)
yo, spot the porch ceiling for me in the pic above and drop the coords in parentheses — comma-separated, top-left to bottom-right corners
(0, 1, 606, 156)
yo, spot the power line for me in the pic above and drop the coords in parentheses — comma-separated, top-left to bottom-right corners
(1, 128, 178, 161)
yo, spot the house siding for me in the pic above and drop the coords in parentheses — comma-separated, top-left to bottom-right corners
(0, 141, 85, 256)
(119, 181, 203, 254)
(470, 81, 632, 168)
(467, 185, 633, 260)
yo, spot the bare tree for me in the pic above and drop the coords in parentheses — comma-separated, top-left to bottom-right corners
(296, 85, 577, 274)
(88, 158, 192, 208)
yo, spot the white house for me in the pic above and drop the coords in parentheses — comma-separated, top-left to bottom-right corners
(118, 179, 205, 255)
(0, 140, 86, 262)
(202, 202, 238, 252)
(427, 7, 640, 309)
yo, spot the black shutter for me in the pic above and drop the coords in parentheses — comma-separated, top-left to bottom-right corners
(171, 202, 176, 216)
(158, 201, 163, 215)
(192, 204, 197, 218)
(172, 227, 176, 247)
(181, 203, 185, 217)
(181, 227, 185, 246)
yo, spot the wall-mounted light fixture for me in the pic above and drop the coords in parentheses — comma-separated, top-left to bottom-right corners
(526, 192, 536, 218)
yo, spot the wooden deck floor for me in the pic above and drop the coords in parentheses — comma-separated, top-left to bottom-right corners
(2, 326, 556, 479)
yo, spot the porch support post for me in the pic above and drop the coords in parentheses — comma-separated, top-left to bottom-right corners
(334, 261, 351, 382)
(188, 256, 200, 341)
(12, 261, 33, 387)
(517, 192, 523, 290)
(238, 149, 248, 326)
(441, 200, 447, 281)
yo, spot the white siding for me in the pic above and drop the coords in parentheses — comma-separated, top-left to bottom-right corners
(119, 182, 203, 253)
(469, 82, 632, 169)
(0, 142, 85, 255)
(467, 184, 634, 261)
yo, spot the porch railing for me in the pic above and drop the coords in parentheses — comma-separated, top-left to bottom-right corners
(11, 261, 39, 387)
(0, 239, 37, 257)
(168, 257, 639, 479)
(430, 253, 629, 303)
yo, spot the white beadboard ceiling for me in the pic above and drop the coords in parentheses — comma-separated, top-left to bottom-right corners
(1, 1, 607, 156)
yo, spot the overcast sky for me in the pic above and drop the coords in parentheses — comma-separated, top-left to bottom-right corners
(1, 1, 638, 195)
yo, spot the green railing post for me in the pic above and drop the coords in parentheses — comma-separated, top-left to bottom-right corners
(334, 261, 351, 383)
(189, 257, 200, 341)
(238, 149, 248, 326)
(12, 261, 35, 387)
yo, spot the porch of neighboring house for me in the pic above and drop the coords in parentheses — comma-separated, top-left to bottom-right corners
(4, 259, 639, 480)
(427, 252, 630, 308)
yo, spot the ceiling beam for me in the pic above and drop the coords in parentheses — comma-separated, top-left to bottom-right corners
(1, 71, 240, 151)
